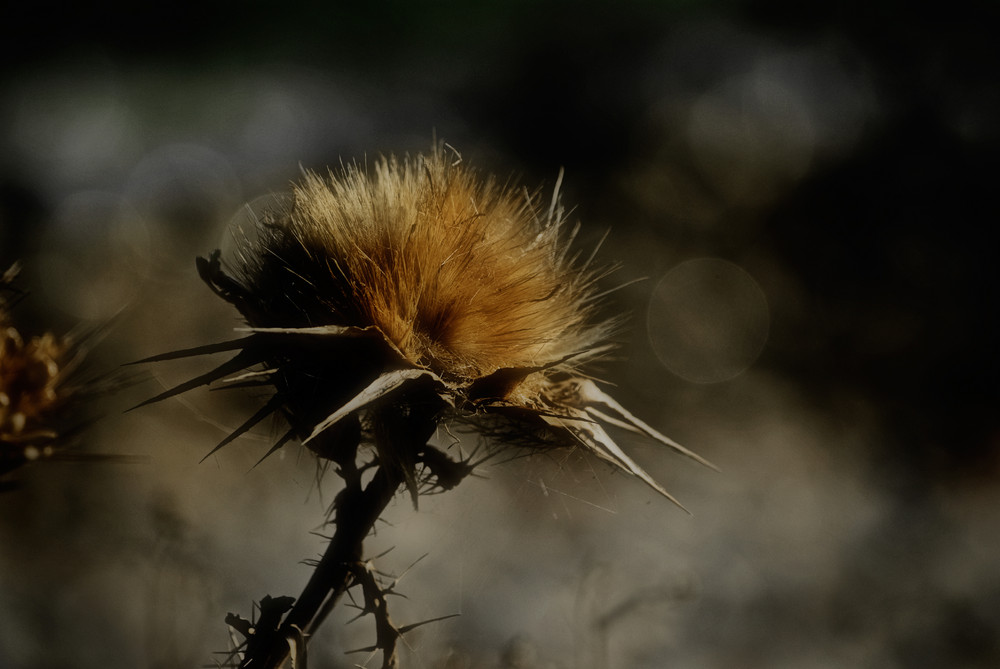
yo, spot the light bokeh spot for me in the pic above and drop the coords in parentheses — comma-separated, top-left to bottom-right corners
(648, 258, 769, 383)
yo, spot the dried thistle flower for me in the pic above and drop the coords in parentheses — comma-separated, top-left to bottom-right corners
(0, 265, 88, 479)
(139, 145, 711, 505)
(136, 145, 714, 668)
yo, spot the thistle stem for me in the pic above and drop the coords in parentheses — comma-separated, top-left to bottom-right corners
(240, 463, 404, 669)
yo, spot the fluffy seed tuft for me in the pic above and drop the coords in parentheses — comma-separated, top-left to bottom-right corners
(231, 148, 614, 384)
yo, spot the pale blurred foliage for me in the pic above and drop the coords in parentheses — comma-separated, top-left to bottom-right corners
(1, 6, 998, 669)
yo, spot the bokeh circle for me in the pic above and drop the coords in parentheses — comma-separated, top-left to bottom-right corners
(647, 258, 770, 384)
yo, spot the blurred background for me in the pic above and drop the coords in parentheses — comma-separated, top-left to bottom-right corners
(1, 1, 998, 667)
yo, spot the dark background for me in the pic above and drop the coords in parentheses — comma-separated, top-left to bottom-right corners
(1, 2, 998, 668)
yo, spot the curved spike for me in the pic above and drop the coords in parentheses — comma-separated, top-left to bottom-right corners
(570, 378, 718, 472)
(200, 393, 285, 463)
(125, 337, 255, 365)
(540, 412, 690, 513)
(250, 428, 296, 470)
(127, 349, 262, 412)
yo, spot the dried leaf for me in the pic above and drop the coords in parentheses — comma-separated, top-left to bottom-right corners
(220, 368, 278, 384)
(303, 369, 442, 446)
(237, 325, 374, 337)
(238, 325, 409, 361)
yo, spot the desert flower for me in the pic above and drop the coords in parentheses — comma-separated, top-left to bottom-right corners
(135, 145, 713, 668)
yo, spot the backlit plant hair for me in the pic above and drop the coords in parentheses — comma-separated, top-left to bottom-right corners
(135, 144, 713, 668)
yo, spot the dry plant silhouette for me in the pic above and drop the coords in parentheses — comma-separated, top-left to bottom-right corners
(0, 263, 113, 488)
(133, 144, 713, 668)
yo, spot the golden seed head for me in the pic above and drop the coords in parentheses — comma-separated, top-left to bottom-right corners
(230, 146, 614, 387)
(141, 145, 711, 509)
